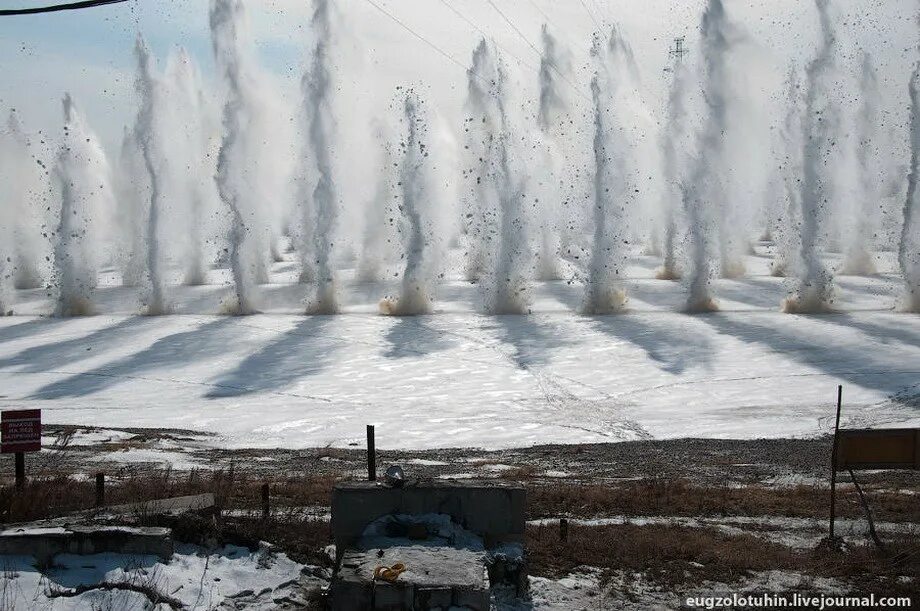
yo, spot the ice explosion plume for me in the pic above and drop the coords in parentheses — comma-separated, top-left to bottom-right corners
(301, 0, 339, 314)
(901, 62, 920, 312)
(842, 53, 881, 276)
(534, 25, 568, 282)
(210, 0, 259, 315)
(582, 30, 637, 314)
(462, 40, 532, 314)
(783, 0, 838, 313)
(379, 92, 442, 316)
(682, 0, 733, 312)
(133, 36, 171, 315)
(52, 95, 111, 317)
(657, 54, 691, 281)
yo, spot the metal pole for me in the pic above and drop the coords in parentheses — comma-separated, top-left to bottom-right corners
(95, 473, 105, 507)
(367, 425, 376, 481)
(829, 384, 842, 540)
(14, 452, 24, 490)
(261, 482, 270, 520)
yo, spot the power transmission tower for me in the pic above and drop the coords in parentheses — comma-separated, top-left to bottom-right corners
(664, 36, 688, 72)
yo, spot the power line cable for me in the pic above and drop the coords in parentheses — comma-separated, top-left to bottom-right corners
(436, 0, 536, 72)
(577, 0, 602, 30)
(0, 0, 129, 16)
(361, 0, 493, 88)
(482, 0, 589, 102)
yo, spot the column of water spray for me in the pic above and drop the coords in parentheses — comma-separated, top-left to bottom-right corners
(356, 122, 396, 282)
(582, 30, 633, 314)
(461, 40, 500, 283)
(657, 55, 691, 281)
(51, 95, 111, 317)
(115, 126, 147, 287)
(842, 53, 881, 276)
(0, 227, 8, 316)
(0, 126, 11, 313)
(167, 48, 214, 287)
(486, 60, 532, 315)
(534, 24, 567, 282)
(379, 92, 442, 315)
(210, 0, 257, 314)
(133, 37, 170, 315)
(771, 67, 804, 278)
(683, 0, 732, 312)
(784, 0, 838, 313)
(4, 113, 46, 290)
(900, 63, 920, 312)
(301, 0, 339, 313)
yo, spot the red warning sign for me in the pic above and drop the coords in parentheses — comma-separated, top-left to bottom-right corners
(1, 410, 41, 454)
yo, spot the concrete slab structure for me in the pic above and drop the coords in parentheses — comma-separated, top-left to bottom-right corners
(0, 525, 173, 565)
(331, 479, 525, 552)
(332, 546, 490, 610)
(330, 479, 525, 610)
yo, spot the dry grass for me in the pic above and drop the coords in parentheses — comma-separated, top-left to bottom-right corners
(526, 522, 920, 597)
(528, 522, 797, 586)
(526, 479, 920, 523)
(0, 467, 344, 524)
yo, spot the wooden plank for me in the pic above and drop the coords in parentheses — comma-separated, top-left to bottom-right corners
(100, 493, 216, 516)
(835, 428, 920, 470)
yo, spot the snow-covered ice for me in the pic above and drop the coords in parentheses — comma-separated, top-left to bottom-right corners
(0, 544, 315, 610)
(0, 250, 917, 451)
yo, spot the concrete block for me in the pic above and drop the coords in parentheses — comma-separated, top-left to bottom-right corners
(374, 581, 414, 610)
(332, 546, 490, 611)
(0, 526, 173, 566)
(453, 583, 490, 610)
(331, 479, 525, 551)
(329, 568, 372, 611)
(414, 586, 451, 609)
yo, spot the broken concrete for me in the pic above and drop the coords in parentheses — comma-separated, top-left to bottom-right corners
(331, 479, 525, 552)
(330, 481, 527, 609)
(332, 546, 490, 611)
(0, 525, 174, 565)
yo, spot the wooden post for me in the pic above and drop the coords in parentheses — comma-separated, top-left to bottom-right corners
(14, 452, 24, 490)
(261, 482, 270, 520)
(849, 469, 884, 550)
(559, 518, 568, 542)
(829, 384, 843, 540)
(367, 425, 376, 482)
(95, 473, 105, 507)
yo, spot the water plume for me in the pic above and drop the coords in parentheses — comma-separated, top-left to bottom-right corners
(461, 39, 500, 283)
(657, 59, 691, 281)
(356, 127, 395, 282)
(582, 31, 636, 315)
(484, 60, 532, 315)
(771, 67, 804, 278)
(133, 36, 171, 315)
(783, 0, 838, 313)
(301, 0, 339, 313)
(51, 95, 111, 317)
(166, 48, 214, 287)
(0, 126, 12, 313)
(115, 127, 147, 287)
(842, 53, 880, 276)
(2, 112, 45, 290)
(900, 62, 920, 312)
(680, 0, 740, 312)
(0, 221, 9, 314)
(534, 24, 568, 281)
(379, 92, 441, 316)
(210, 0, 259, 314)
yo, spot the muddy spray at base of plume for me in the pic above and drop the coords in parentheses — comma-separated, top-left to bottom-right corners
(783, 0, 838, 314)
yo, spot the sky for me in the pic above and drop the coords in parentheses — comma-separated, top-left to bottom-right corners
(0, 0, 917, 155)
